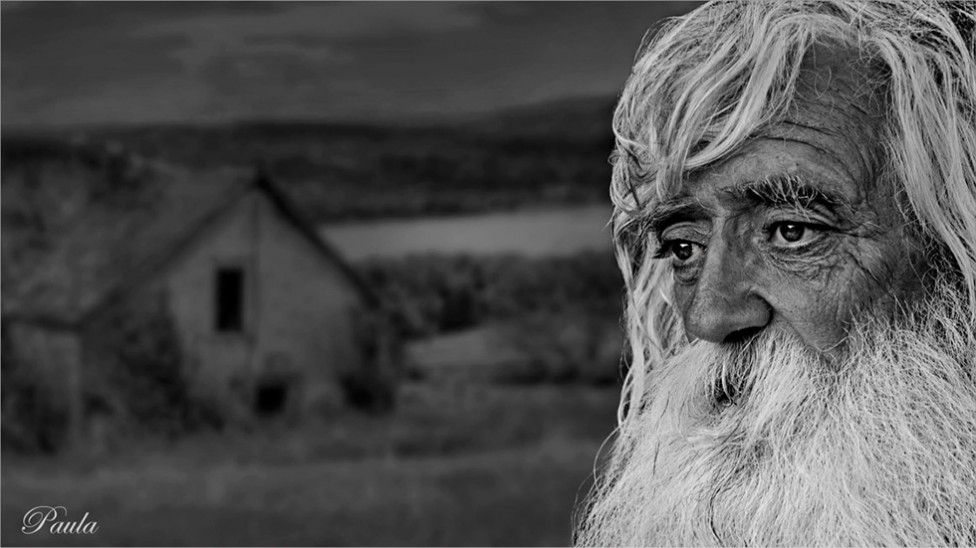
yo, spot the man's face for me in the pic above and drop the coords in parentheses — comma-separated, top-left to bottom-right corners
(577, 44, 976, 547)
(652, 47, 926, 353)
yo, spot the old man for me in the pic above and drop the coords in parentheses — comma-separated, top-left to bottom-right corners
(576, 0, 976, 545)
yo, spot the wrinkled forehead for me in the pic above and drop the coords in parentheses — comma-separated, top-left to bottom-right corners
(779, 43, 888, 170)
(686, 43, 889, 203)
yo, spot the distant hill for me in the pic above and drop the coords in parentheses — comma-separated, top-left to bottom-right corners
(460, 95, 617, 143)
(1, 95, 619, 223)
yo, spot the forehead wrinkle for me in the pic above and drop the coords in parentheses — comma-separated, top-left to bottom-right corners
(759, 128, 872, 189)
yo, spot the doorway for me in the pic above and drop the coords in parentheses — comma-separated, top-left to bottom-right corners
(254, 379, 289, 417)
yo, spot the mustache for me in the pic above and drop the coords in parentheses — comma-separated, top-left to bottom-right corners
(709, 329, 779, 408)
(657, 328, 826, 434)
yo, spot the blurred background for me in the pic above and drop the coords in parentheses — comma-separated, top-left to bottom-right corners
(1, 2, 700, 546)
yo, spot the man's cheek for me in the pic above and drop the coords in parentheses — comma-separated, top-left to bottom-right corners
(840, 236, 929, 320)
(762, 243, 897, 349)
(703, 247, 863, 348)
(759, 234, 849, 281)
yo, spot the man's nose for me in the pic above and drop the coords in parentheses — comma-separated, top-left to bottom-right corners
(682, 239, 771, 344)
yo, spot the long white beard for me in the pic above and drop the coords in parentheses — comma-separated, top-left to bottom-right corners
(576, 285, 976, 546)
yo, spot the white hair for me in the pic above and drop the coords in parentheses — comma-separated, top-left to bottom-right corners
(609, 0, 976, 429)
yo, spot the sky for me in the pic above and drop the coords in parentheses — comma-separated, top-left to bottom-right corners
(1, 1, 700, 129)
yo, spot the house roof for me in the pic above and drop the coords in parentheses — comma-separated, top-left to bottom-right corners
(252, 169, 380, 308)
(2, 143, 377, 326)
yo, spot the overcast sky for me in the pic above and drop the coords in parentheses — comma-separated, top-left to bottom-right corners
(2, 1, 700, 128)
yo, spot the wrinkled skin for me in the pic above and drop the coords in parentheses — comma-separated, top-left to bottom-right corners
(653, 47, 930, 353)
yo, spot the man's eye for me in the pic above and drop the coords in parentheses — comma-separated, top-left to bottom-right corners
(769, 222, 819, 247)
(661, 240, 702, 262)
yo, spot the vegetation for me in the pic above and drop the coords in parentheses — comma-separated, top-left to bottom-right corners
(85, 291, 226, 439)
(0, 322, 72, 453)
(356, 251, 624, 340)
(500, 312, 624, 385)
(338, 309, 403, 414)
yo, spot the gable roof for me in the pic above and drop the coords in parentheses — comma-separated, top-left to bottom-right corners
(2, 147, 377, 326)
(253, 169, 380, 308)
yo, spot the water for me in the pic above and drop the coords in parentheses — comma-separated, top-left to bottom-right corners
(318, 205, 613, 261)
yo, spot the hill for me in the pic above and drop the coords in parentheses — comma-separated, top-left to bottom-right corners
(460, 95, 616, 142)
(1, 96, 618, 223)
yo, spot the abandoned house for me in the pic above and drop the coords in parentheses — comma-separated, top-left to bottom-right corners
(2, 141, 393, 449)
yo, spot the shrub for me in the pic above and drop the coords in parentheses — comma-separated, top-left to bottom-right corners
(339, 308, 403, 414)
(501, 312, 624, 386)
(88, 290, 225, 438)
(0, 321, 71, 453)
(356, 251, 623, 340)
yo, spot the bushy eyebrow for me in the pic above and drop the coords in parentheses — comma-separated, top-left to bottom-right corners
(645, 175, 854, 235)
(718, 176, 853, 214)
(646, 198, 711, 236)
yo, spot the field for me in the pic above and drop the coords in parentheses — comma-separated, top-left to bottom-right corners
(1, 382, 621, 547)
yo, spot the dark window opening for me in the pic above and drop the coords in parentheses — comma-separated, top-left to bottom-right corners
(215, 267, 244, 333)
(254, 381, 288, 417)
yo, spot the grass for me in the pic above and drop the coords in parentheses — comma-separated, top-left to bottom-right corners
(1, 382, 620, 546)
